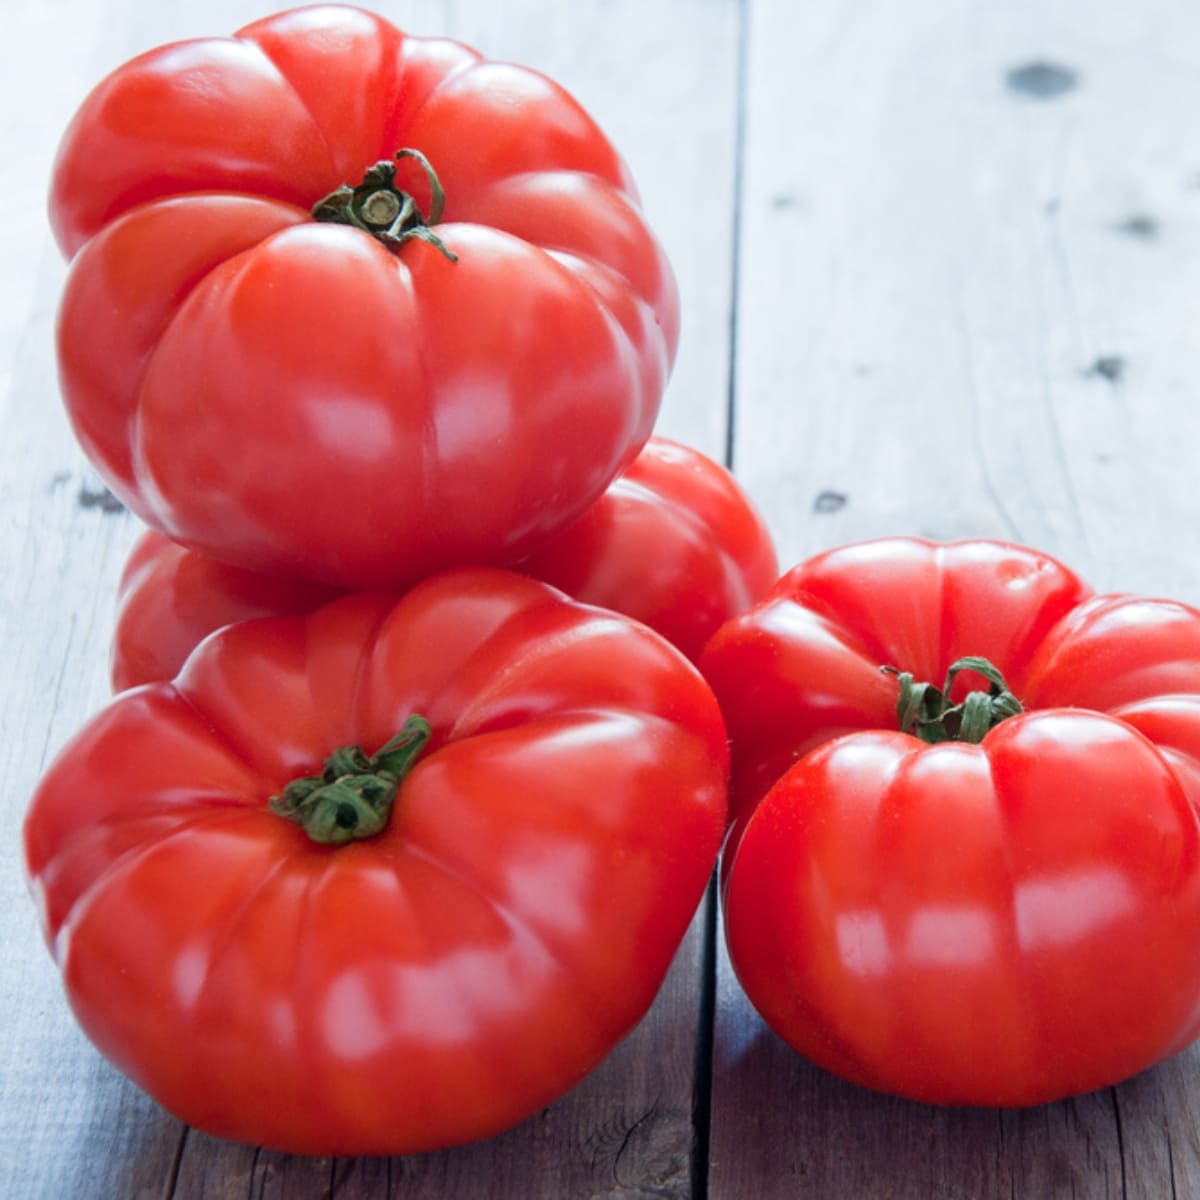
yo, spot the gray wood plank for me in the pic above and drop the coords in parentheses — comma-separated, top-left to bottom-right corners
(713, 0, 1200, 1196)
(0, 1, 740, 1197)
(0, 261, 157, 1199)
(0, 4, 153, 1162)
(730, 0, 1200, 600)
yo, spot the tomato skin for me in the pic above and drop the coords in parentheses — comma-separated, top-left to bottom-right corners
(521, 437, 778, 662)
(109, 530, 342, 693)
(700, 537, 1094, 836)
(51, 5, 677, 588)
(706, 537, 1200, 1105)
(110, 437, 777, 689)
(25, 570, 728, 1154)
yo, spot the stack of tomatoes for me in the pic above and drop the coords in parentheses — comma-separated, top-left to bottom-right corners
(25, 3, 773, 1156)
(24, 1, 1200, 1157)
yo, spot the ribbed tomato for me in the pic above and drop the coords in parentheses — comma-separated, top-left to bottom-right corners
(51, 5, 677, 588)
(109, 437, 776, 690)
(26, 569, 728, 1153)
(705, 538, 1200, 1105)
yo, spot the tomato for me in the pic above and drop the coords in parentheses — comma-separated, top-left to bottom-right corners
(704, 537, 1200, 1105)
(110, 529, 342, 692)
(50, 5, 678, 588)
(110, 437, 777, 690)
(25, 569, 728, 1154)
(521, 437, 778, 663)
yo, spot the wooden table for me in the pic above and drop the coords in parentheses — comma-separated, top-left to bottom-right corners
(4, 1, 1199, 1195)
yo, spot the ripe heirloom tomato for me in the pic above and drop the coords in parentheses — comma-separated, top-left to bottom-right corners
(704, 537, 1200, 1106)
(25, 569, 728, 1154)
(50, 5, 678, 588)
(110, 530, 342, 693)
(110, 436, 777, 690)
(521, 437, 778, 663)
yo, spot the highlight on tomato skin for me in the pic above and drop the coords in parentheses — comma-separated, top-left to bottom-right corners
(109, 436, 778, 690)
(703, 535, 1200, 1107)
(25, 568, 730, 1156)
(49, 4, 680, 591)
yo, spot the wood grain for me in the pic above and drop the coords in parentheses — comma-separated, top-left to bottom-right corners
(729, 0, 1200, 599)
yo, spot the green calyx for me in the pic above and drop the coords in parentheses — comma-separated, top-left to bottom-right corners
(312, 148, 458, 262)
(881, 657, 1022, 745)
(269, 715, 433, 845)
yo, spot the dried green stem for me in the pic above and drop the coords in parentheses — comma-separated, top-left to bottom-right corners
(312, 149, 458, 261)
(881, 656, 1022, 744)
(269, 715, 433, 845)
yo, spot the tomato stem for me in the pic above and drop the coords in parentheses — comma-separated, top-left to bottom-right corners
(882, 656, 1022, 744)
(269, 715, 433, 845)
(312, 149, 458, 262)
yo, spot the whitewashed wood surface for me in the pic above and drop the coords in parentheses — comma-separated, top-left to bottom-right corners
(2, 1, 1199, 1197)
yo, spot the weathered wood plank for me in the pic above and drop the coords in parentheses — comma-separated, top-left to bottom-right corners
(0, 274, 160, 1198)
(0, 1, 740, 1197)
(712, 0, 1200, 1196)
(730, 0, 1200, 600)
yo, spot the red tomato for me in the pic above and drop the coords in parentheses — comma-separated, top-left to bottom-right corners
(110, 437, 777, 690)
(705, 537, 1200, 1105)
(25, 570, 727, 1154)
(110, 530, 342, 692)
(50, 5, 678, 588)
(521, 437, 778, 662)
